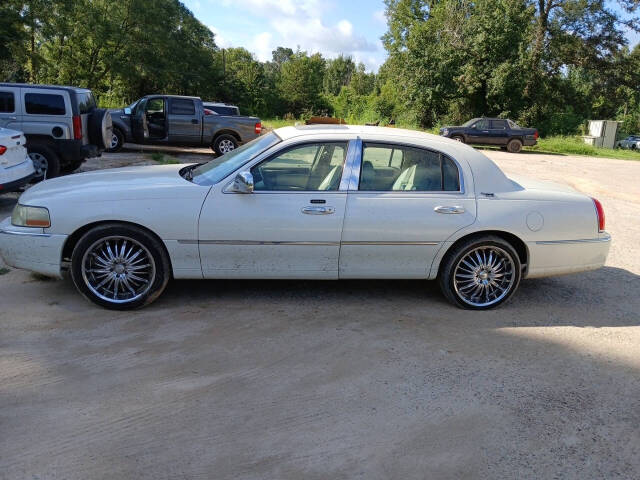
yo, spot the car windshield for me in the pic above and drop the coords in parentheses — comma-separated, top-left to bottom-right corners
(462, 118, 480, 127)
(191, 132, 281, 185)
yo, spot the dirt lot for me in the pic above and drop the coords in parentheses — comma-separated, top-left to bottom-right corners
(1, 146, 639, 479)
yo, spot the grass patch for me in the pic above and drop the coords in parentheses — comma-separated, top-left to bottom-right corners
(149, 152, 180, 164)
(0, 267, 10, 275)
(526, 136, 640, 160)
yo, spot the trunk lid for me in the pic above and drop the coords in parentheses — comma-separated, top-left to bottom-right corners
(0, 127, 29, 169)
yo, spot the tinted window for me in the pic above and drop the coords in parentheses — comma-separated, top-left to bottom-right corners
(473, 119, 489, 130)
(491, 120, 507, 129)
(252, 142, 347, 191)
(146, 98, 164, 114)
(25, 93, 66, 115)
(170, 98, 196, 115)
(0, 91, 15, 113)
(76, 91, 96, 114)
(209, 105, 238, 115)
(360, 143, 460, 192)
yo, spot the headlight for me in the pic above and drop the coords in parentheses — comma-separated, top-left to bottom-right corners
(11, 204, 51, 228)
(442, 129, 449, 135)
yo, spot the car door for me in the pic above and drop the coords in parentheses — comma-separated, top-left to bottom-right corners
(198, 139, 351, 278)
(167, 98, 201, 144)
(466, 118, 490, 144)
(131, 97, 149, 144)
(339, 140, 477, 278)
(488, 119, 509, 145)
(0, 87, 21, 130)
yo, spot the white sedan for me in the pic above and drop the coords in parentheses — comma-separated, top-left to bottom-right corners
(0, 125, 610, 310)
(0, 127, 35, 193)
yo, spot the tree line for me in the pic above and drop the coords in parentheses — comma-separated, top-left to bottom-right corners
(1, 0, 639, 136)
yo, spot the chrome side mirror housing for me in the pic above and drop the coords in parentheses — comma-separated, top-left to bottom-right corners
(229, 171, 254, 194)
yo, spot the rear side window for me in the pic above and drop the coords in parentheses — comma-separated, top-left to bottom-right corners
(76, 92, 96, 114)
(25, 93, 66, 115)
(210, 106, 238, 115)
(491, 120, 507, 129)
(360, 143, 460, 192)
(0, 91, 15, 113)
(170, 98, 196, 115)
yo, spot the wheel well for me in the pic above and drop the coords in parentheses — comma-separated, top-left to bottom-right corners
(439, 230, 528, 274)
(213, 130, 241, 145)
(61, 220, 173, 272)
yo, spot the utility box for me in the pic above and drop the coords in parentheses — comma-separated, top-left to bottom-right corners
(583, 120, 619, 149)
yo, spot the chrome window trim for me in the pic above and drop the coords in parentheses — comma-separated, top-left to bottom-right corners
(354, 140, 466, 194)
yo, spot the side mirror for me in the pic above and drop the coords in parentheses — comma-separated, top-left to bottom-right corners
(124, 107, 132, 115)
(229, 171, 254, 194)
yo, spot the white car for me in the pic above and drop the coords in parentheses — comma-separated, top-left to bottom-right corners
(616, 135, 640, 149)
(0, 127, 35, 193)
(0, 126, 611, 310)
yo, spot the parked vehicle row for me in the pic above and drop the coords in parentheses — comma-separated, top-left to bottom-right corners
(0, 125, 610, 310)
(439, 117, 539, 152)
(107, 95, 261, 155)
(616, 135, 640, 149)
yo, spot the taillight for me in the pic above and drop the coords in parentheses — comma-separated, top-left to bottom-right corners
(592, 197, 605, 232)
(0, 145, 6, 155)
(534, 130, 539, 140)
(72, 115, 82, 140)
(204, 108, 213, 116)
(255, 122, 262, 135)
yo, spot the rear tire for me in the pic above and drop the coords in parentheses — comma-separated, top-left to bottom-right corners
(212, 134, 238, 155)
(438, 235, 521, 310)
(507, 138, 523, 153)
(28, 144, 61, 181)
(71, 223, 171, 310)
(106, 128, 124, 153)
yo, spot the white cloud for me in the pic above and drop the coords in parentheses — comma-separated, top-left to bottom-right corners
(251, 32, 274, 62)
(209, 26, 231, 48)
(373, 9, 386, 24)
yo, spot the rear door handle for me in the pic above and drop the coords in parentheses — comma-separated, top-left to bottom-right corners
(6, 116, 17, 120)
(302, 206, 335, 215)
(434, 205, 465, 214)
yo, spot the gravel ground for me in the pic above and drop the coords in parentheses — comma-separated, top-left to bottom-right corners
(0, 146, 639, 479)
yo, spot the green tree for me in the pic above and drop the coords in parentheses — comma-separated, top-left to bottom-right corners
(324, 55, 355, 95)
(278, 51, 326, 115)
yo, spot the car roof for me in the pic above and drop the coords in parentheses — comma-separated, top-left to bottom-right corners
(0, 82, 91, 93)
(273, 124, 515, 193)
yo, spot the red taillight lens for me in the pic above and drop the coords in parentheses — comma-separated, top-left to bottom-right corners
(0, 145, 6, 155)
(204, 108, 213, 116)
(72, 115, 82, 140)
(592, 197, 605, 232)
(255, 122, 262, 135)
(534, 130, 539, 140)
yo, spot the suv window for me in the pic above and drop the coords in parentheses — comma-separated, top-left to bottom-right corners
(170, 98, 196, 115)
(0, 91, 15, 113)
(25, 93, 66, 115)
(76, 91, 96, 114)
(251, 142, 347, 191)
(472, 119, 489, 130)
(490, 119, 507, 129)
(146, 98, 164, 114)
(360, 143, 460, 192)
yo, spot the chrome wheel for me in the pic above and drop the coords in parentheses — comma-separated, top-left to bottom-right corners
(110, 133, 120, 150)
(453, 246, 516, 307)
(29, 152, 48, 179)
(218, 138, 235, 153)
(81, 236, 156, 304)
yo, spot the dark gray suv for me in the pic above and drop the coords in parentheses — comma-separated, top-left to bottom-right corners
(0, 83, 112, 179)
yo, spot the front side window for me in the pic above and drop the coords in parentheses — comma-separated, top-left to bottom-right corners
(25, 93, 66, 115)
(473, 119, 489, 130)
(146, 98, 164, 114)
(170, 98, 195, 115)
(360, 143, 460, 192)
(251, 142, 347, 191)
(0, 91, 15, 113)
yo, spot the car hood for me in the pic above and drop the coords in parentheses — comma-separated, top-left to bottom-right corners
(19, 164, 207, 205)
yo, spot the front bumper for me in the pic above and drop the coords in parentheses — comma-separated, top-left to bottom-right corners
(0, 217, 67, 278)
(0, 159, 35, 193)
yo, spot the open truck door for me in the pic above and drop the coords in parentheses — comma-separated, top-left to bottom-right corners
(131, 97, 149, 144)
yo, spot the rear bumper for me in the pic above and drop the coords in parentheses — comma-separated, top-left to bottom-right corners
(0, 159, 35, 193)
(523, 138, 537, 146)
(525, 233, 611, 278)
(0, 217, 67, 278)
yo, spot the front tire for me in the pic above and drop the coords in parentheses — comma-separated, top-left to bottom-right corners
(106, 128, 124, 153)
(438, 236, 521, 310)
(507, 138, 523, 153)
(212, 134, 237, 155)
(451, 135, 465, 143)
(71, 224, 171, 310)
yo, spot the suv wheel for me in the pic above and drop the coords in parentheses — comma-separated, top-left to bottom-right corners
(507, 138, 523, 153)
(452, 135, 465, 143)
(107, 128, 124, 152)
(212, 134, 237, 155)
(71, 223, 171, 310)
(438, 235, 522, 310)
(29, 144, 61, 181)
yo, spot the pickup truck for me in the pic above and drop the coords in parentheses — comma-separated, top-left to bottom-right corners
(439, 118, 538, 153)
(108, 95, 261, 155)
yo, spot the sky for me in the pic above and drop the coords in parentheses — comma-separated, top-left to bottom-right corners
(181, 0, 388, 72)
(182, 0, 639, 73)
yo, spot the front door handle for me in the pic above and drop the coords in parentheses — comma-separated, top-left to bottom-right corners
(302, 206, 335, 215)
(434, 205, 465, 214)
